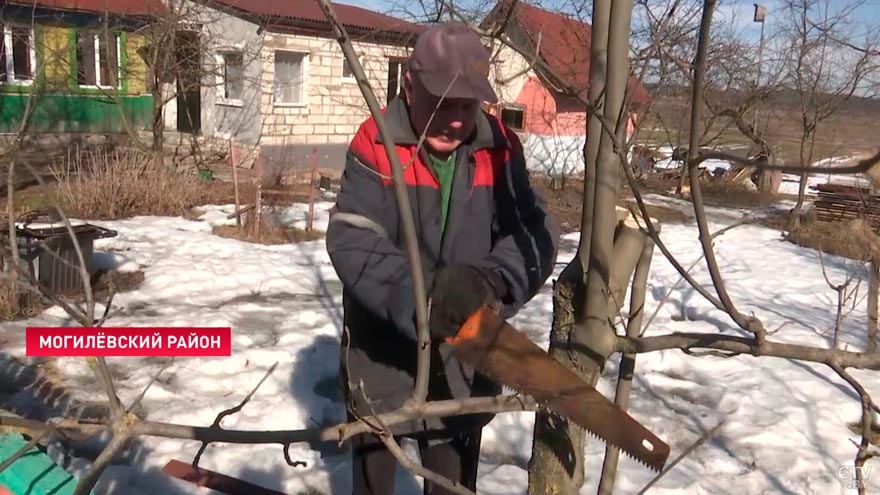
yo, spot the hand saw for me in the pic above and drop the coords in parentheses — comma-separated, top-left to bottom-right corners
(445, 305, 670, 472)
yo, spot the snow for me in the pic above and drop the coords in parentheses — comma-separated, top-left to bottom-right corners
(522, 134, 587, 176)
(777, 156, 876, 196)
(1, 193, 879, 495)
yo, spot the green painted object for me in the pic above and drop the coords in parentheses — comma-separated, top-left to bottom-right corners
(0, 94, 153, 134)
(0, 432, 91, 495)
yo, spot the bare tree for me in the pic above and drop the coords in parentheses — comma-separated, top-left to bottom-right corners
(776, 0, 880, 228)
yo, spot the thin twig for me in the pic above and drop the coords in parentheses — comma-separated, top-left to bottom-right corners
(317, 0, 433, 404)
(126, 359, 174, 414)
(94, 358, 124, 423)
(0, 427, 51, 475)
(828, 361, 880, 495)
(192, 362, 279, 469)
(635, 420, 725, 495)
(361, 390, 475, 495)
(70, 431, 130, 495)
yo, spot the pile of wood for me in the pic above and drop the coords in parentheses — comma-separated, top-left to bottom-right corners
(812, 182, 880, 230)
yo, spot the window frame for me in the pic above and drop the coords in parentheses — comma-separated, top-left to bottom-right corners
(500, 105, 526, 131)
(341, 55, 363, 83)
(386, 57, 407, 104)
(1, 24, 36, 86)
(215, 49, 244, 107)
(75, 29, 122, 89)
(273, 48, 308, 108)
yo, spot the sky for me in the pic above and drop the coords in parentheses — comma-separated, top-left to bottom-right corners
(342, 0, 880, 36)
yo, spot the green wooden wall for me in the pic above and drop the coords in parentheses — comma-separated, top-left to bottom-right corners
(0, 23, 154, 134)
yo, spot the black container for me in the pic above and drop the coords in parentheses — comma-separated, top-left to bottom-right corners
(15, 221, 118, 295)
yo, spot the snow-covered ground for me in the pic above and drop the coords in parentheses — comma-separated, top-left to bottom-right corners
(1, 194, 878, 495)
(777, 156, 877, 196)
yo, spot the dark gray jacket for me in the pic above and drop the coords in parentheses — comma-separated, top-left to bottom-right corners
(325, 97, 560, 437)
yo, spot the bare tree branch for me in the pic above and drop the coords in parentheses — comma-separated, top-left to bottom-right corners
(316, 0, 433, 404)
(617, 333, 880, 368)
(828, 361, 880, 495)
(192, 362, 279, 469)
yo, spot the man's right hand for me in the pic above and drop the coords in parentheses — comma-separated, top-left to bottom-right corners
(426, 263, 507, 340)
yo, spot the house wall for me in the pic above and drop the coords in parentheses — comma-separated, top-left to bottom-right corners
(487, 41, 529, 104)
(259, 32, 412, 149)
(177, 0, 264, 147)
(0, 23, 153, 134)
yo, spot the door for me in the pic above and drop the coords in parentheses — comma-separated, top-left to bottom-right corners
(175, 30, 201, 134)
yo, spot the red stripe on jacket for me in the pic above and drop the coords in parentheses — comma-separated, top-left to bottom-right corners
(349, 114, 514, 189)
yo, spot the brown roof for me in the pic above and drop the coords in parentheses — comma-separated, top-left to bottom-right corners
(6, 0, 165, 16)
(486, 0, 650, 107)
(211, 0, 423, 38)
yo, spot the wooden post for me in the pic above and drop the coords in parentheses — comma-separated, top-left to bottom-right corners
(307, 147, 318, 232)
(230, 140, 242, 230)
(254, 152, 263, 238)
(869, 259, 879, 353)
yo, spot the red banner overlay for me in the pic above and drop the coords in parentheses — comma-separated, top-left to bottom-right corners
(25, 327, 232, 357)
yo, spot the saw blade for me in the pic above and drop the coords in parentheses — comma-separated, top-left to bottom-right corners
(447, 306, 670, 472)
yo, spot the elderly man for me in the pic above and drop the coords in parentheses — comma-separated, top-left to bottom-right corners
(326, 22, 559, 495)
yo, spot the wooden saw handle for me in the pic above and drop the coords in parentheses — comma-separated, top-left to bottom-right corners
(445, 305, 489, 344)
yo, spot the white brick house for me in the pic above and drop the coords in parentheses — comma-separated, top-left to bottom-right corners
(170, 0, 422, 172)
(258, 31, 414, 147)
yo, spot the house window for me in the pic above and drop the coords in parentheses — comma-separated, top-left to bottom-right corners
(501, 107, 525, 130)
(342, 55, 364, 82)
(387, 58, 407, 104)
(0, 25, 35, 84)
(274, 50, 305, 105)
(219, 51, 243, 102)
(76, 30, 120, 87)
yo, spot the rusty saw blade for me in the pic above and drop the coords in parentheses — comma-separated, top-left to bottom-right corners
(446, 305, 670, 472)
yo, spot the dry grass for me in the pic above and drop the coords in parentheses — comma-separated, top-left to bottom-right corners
(768, 209, 878, 261)
(50, 148, 205, 219)
(0, 264, 144, 321)
(697, 181, 794, 209)
(213, 211, 323, 245)
(531, 175, 690, 232)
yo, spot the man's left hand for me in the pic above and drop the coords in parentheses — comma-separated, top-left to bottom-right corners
(428, 263, 508, 339)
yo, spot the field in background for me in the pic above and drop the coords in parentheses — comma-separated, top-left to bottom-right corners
(638, 91, 880, 163)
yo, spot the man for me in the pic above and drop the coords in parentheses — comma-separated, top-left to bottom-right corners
(326, 22, 559, 495)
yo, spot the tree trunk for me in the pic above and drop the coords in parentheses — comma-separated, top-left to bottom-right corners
(528, 216, 647, 495)
(527, 0, 634, 492)
(528, 262, 588, 495)
(598, 223, 654, 495)
(152, 78, 165, 168)
(528, 0, 611, 492)
(755, 167, 782, 194)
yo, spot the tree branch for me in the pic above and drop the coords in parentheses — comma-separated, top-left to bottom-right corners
(192, 362, 279, 469)
(617, 333, 880, 369)
(0, 395, 538, 446)
(686, 0, 767, 346)
(316, 0, 433, 405)
(828, 361, 879, 495)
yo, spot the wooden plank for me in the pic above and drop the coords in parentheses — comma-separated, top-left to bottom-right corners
(162, 459, 289, 495)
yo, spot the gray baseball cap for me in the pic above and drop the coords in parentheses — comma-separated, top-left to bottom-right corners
(409, 22, 498, 103)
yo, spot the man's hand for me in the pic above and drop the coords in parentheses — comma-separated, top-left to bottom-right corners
(428, 263, 508, 339)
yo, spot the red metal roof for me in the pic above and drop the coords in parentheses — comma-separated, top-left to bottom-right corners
(491, 0, 650, 106)
(212, 0, 423, 37)
(7, 0, 165, 16)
